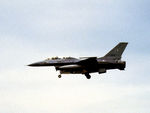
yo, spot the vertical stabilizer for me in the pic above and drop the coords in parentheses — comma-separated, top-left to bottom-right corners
(103, 42, 128, 60)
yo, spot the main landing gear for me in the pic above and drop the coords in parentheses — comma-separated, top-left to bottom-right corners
(85, 73, 91, 79)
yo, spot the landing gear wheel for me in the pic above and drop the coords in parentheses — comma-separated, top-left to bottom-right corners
(85, 73, 91, 79)
(58, 75, 61, 78)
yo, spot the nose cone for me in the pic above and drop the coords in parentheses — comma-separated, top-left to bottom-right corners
(28, 63, 38, 66)
(28, 61, 46, 66)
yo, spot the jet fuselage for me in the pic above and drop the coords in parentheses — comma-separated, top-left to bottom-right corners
(28, 42, 128, 79)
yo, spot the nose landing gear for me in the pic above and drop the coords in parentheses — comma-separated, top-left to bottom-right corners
(58, 74, 61, 78)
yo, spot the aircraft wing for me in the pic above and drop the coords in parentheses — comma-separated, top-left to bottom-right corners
(57, 57, 98, 72)
(78, 57, 98, 66)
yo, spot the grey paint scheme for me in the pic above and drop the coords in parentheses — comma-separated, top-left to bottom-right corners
(28, 42, 128, 79)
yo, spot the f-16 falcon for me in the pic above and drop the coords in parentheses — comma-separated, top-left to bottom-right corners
(28, 42, 128, 79)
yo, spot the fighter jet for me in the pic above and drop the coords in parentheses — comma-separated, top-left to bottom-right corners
(28, 42, 128, 79)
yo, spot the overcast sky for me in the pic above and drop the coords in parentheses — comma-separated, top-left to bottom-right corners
(0, 0, 150, 113)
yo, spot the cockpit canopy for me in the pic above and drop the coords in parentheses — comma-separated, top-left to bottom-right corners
(45, 57, 76, 61)
(62, 57, 75, 59)
(45, 57, 60, 61)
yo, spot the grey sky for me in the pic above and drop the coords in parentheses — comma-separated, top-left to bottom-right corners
(0, 0, 150, 113)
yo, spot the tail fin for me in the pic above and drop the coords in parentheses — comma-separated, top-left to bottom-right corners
(103, 42, 128, 60)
